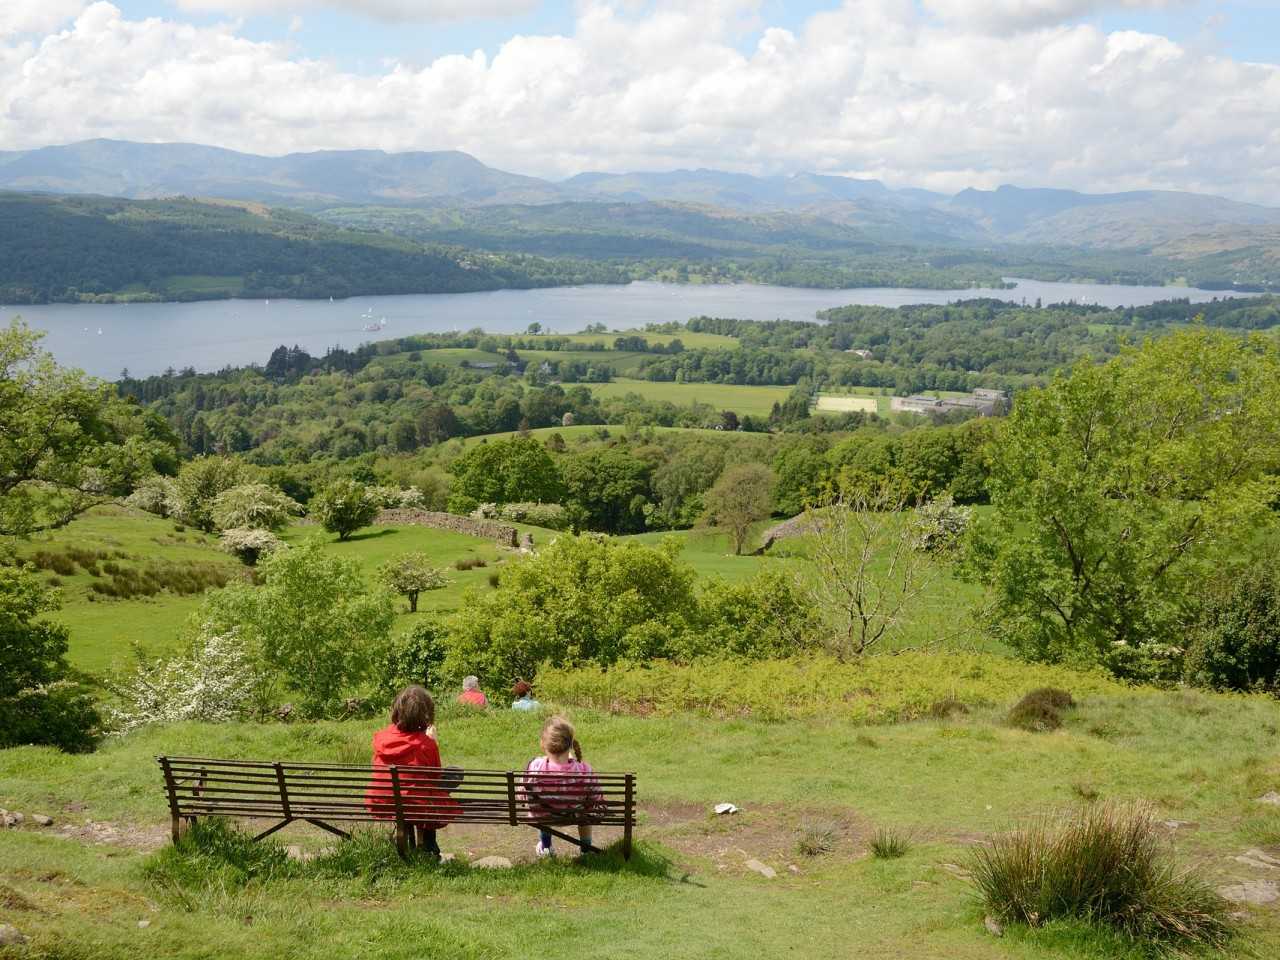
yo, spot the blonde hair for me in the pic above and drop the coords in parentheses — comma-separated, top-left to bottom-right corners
(390, 685, 435, 733)
(541, 715, 583, 762)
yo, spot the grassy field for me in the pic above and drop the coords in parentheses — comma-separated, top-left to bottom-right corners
(1, 689, 1279, 958)
(588, 378, 793, 416)
(523, 330, 739, 350)
(451, 423, 760, 448)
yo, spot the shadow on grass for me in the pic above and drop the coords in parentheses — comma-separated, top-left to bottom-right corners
(341, 529, 398, 543)
(143, 820, 692, 900)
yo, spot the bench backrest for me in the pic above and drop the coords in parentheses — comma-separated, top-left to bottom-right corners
(158, 756, 637, 827)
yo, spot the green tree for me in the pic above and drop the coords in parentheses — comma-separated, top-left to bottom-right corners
(378, 552, 449, 613)
(964, 329, 1280, 674)
(1184, 564, 1280, 693)
(1, 319, 160, 537)
(701, 462, 774, 555)
(172, 456, 245, 532)
(561, 447, 651, 533)
(446, 437, 564, 514)
(210, 483, 301, 532)
(311, 479, 379, 541)
(772, 439, 829, 516)
(201, 538, 396, 716)
(445, 535, 700, 683)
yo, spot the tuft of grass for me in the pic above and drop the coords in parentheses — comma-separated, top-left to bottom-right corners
(854, 733, 878, 748)
(1008, 687, 1075, 732)
(796, 822, 838, 857)
(455, 556, 487, 571)
(868, 827, 911, 859)
(1070, 780, 1101, 802)
(487, 571, 500, 588)
(929, 697, 969, 720)
(968, 802, 1236, 953)
(1240, 808, 1280, 846)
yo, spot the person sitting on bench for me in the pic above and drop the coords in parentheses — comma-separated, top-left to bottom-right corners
(366, 685, 457, 857)
(522, 715, 603, 857)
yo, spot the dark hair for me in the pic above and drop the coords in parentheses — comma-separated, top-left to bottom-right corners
(513, 679, 532, 699)
(391, 685, 435, 733)
(541, 715, 583, 762)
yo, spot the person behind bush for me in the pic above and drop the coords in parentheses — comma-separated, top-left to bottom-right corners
(365, 685, 456, 857)
(521, 715, 603, 858)
(511, 679, 540, 712)
(457, 675, 488, 708)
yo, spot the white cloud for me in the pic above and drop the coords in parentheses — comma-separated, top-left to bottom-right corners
(0, 1, 87, 37)
(1, 0, 1277, 203)
(923, 1, 1190, 33)
(170, 0, 538, 22)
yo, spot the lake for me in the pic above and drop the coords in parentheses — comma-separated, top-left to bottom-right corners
(5, 278, 1254, 378)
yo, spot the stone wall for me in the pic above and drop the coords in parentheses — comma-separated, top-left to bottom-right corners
(374, 509, 520, 548)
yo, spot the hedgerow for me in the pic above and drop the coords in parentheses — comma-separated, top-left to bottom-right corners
(537, 653, 1128, 723)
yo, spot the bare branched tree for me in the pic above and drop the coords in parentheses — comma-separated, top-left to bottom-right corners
(799, 480, 935, 658)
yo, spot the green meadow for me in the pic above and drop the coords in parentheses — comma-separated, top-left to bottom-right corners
(587, 378, 793, 416)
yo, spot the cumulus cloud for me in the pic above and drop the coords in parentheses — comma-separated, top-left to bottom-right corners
(0, 1, 88, 37)
(1, 0, 1277, 203)
(171, 0, 537, 22)
(923, 1, 1190, 33)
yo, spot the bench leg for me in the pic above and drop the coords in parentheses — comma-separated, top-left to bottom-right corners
(394, 823, 409, 860)
(304, 818, 351, 840)
(253, 818, 293, 842)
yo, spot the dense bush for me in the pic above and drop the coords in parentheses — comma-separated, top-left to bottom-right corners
(200, 538, 396, 716)
(537, 653, 1124, 723)
(210, 483, 301, 532)
(446, 437, 564, 514)
(443, 534, 701, 684)
(1184, 565, 1280, 693)
(0, 561, 101, 752)
(696, 570, 820, 659)
(376, 620, 451, 698)
(969, 803, 1234, 951)
(310, 479, 380, 541)
(911, 494, 971, 553)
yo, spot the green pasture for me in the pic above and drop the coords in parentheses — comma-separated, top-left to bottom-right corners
(523, 329, 739, 350)
(588, 378, 793, 416)
(2, 688, 1279, 959)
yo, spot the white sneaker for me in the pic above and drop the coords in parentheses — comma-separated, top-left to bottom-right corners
(535, 842, 554, 858)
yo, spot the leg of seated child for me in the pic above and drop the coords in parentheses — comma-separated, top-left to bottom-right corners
(578, 824, 593, 850)
(538, 829, 553, 856)
(416, 826, 441, 856)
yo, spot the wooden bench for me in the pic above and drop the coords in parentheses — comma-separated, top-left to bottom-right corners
(157, 756, 637, 859)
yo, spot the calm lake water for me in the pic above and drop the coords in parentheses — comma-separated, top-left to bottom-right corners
(6, 278, 1254, 379)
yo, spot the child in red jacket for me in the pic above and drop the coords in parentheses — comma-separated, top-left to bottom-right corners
(366, 685, 456, 856)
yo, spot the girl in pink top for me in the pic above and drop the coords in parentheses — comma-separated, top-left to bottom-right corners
(522, 715, 603, 857)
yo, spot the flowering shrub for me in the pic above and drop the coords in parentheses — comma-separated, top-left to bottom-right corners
(498, 502, 568, 530)
(109, 629, 260, 734)
(369, 485, 427, 510)
(210, 483, 302, 532)
(219, 527, 286, 566)
(912, 494, 972, 553)
(124, 476, 179, 518)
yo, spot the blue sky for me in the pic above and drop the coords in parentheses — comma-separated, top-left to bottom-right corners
(112, 1, 1279, 71)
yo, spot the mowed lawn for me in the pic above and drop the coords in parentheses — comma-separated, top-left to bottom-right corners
(2, 690, 1279, 959)
(588, 378, 793, 416)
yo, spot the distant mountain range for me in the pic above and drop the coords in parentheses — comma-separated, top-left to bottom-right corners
(3, 139, 1279, 254)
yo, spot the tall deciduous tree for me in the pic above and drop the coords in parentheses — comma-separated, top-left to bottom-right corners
(701, 462, 774, 555)
(964, 328, 1280, 675)
(311, 479, 379, 541)
(446, 436, 564, 514)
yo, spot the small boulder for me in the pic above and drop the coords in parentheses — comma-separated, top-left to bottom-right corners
(984, 916, 1004, 938)
(714, 803, 739, 815)
(32, 814, 53, 827)
(1218, 880, 1280, 905)
(1256, 791, 1280, 806)
(744, 859, 776, 879)
(1244, 849, 1280, 867)
(0, 924, 26, 946)
(3, 812, 24, 828)
(939, 863, 972, 880)
(1235, 854, 1279, 872)
(472, 856, 512, 869)
(137, 920, 151, 930)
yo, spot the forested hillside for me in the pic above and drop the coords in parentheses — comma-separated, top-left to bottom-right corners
(0, 192, 625, 304)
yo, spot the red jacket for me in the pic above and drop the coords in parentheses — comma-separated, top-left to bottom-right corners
(365, 725, 460, 828)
